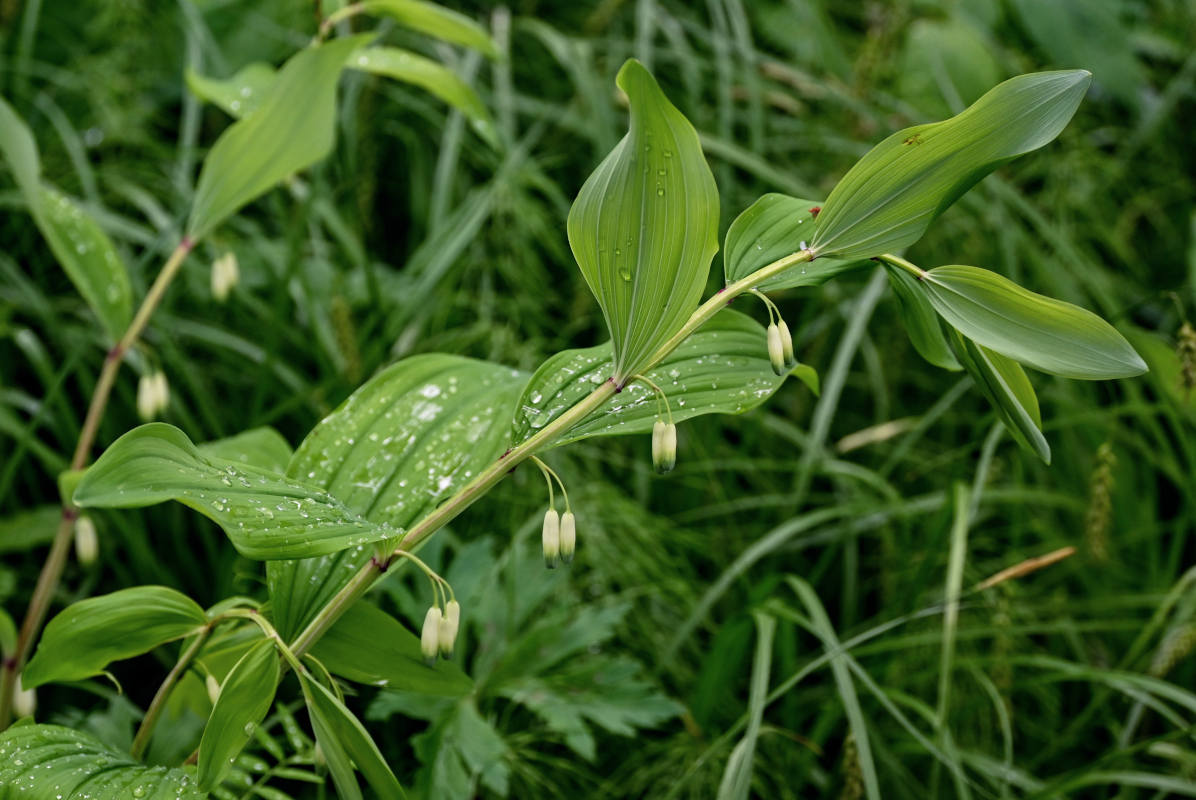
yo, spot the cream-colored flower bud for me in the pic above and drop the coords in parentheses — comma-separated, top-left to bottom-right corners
(205, 674, 221, 704)
(14, 675, 36, 718)
(74, 515, 98, 566)
(767, 323, 786, 376)
(153, 371, 170, 414)
(653, 419, 677, 474)
(438, 600, 460, 657)
(137, 373, 158, 420)
(420, 606, 442, 664)
(560, 511, 576, 564)
(778, 319, 796, 368)
(211, 252, 239, 302)
(542, 508, 561, 569)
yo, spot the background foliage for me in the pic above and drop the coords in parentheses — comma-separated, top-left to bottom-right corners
(2, 0, 1195, 796)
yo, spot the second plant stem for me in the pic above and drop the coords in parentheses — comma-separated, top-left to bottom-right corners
(0, 239, 194, 728)
(289, 248, 816, 658)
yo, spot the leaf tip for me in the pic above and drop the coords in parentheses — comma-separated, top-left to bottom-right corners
(1125, 348, 1149, 377)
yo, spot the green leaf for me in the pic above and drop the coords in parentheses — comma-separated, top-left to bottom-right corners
(896, 17, 1001, 119)
(300, 671, 407, 800)
(410, 701, 509, 798)
(1008, 0, 1144, 109)
(883, 264, 961, 371)
(922, 265, 1146, 379)
(1123, 327, 1196, 422)
(35, 186, 134, 341)
(790, 364, 820, 396)
(23, 586, 207, 689)
(567, 58, 719, 382)
(187, 35, 373, 240)
(73, 423, 399, 560)
(951, 330, 1050, 463)
(0, 607, 15, 657)
(723, 194, 864, 290)
(349, 47, 496, 145)
(0, 723, 205, 799)
(267, 354, 525, 640)
(0, 95, 41, 198)
(310, 602, 473, 697)
(0, 505, 60, 554)
(0, 96, 133, 342)
(513, 310, 797, 447)
(185, 62, 278, 119)
(198, 639, 280, 791)
(197, 426, 293, 473)
(810, 70, 1091, 259)
(353, 0, 497, 58)
(499, 656, 682, 762)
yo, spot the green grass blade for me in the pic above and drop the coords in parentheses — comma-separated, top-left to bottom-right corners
(788, 577, 881, 800)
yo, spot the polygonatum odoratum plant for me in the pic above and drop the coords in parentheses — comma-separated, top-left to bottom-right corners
(0, 7, 1145, 797)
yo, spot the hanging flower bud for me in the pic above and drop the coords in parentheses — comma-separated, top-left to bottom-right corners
(542, 508, 561, 568)
(74, 514, 98, 566)
(13, 675, 35, 718)
(652, 419, 677, 474)
(205, 674, 221, 704)
(438, 600, 460, 657)
(153, 371, 170, 414)
(137, 371, 169, 420)
(211, 252, 239, 302)
(420, 606, 442, 664)
(137, 373, 158, 420)
(778, 319, 796, 368)
(767, 323, 786, 376)
(560, 511, 576, 564)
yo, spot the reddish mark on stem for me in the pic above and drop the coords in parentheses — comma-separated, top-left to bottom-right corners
(61, 507, 79, 522)
(370, 555, 390, 572)
(808, 206, 821, 217)
(180, 236, 194, 252)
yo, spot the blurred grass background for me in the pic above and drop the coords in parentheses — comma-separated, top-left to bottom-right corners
(2, 0, 1196, 796)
